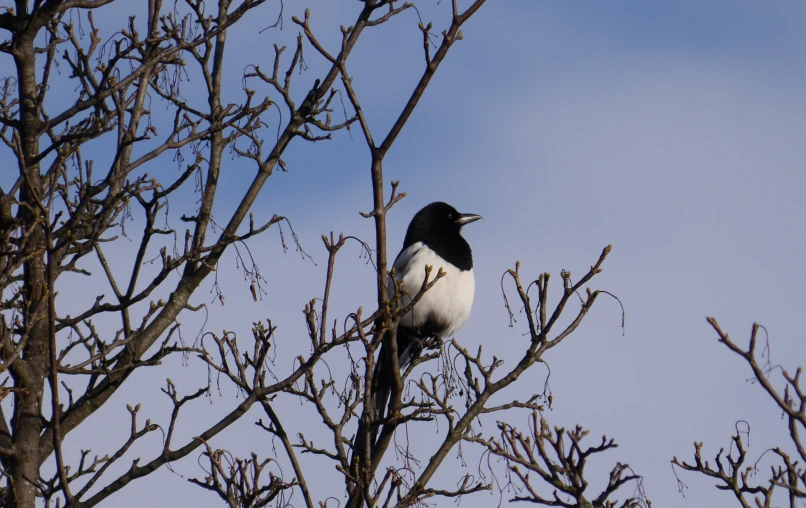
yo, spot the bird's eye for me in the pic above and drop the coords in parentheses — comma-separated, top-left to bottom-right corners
(447, 213, 454, 220)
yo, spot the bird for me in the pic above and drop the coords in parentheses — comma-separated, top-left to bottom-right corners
(369, 201, 482, 445)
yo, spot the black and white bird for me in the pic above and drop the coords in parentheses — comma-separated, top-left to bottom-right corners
(369, 201, 481, 444)
(388, 201, 482, 368)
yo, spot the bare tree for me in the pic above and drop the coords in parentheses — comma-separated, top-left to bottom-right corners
(673, 319, 806, 508)
(471, 411, 648, 507)
(0, 0, 640, 507)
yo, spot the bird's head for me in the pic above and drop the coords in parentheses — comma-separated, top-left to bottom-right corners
(404, 202, 482, 247)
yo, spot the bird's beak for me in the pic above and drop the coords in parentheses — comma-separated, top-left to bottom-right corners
(456, 213, 483, 226)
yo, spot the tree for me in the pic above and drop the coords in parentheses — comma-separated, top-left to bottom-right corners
(673, 319, 806, 508)
(0, 0, 644, 507)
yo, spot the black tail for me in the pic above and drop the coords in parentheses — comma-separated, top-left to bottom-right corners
(350, 327, 418, 486)
(368, 326, 418, 447)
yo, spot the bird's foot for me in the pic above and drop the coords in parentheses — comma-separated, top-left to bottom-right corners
(423, 335, 443, 351)
(409, 337, 426, 361)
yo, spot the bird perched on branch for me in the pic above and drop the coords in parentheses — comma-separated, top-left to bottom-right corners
(371, 201, 482, 443)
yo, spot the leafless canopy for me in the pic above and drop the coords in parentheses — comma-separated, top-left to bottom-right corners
(0, 0, 641, 507)
(673, 319, 806, 508)
(472, 411, 647, 507)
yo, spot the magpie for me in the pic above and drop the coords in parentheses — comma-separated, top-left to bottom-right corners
(369, 201, 481, 445)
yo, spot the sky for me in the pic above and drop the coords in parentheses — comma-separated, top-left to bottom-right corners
(1, 0, 806, 506)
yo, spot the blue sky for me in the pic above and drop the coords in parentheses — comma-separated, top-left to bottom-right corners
(2, 0, 806, 506)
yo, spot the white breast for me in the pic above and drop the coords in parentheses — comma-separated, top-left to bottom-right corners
(389, 242, 475, 338)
